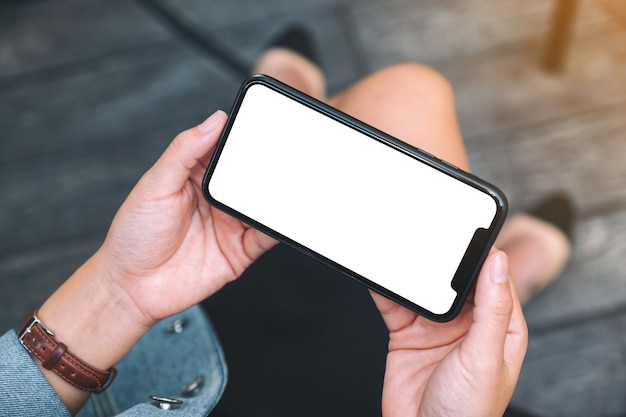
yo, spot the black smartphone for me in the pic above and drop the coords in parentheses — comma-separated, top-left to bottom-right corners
(203, 75, 507, 322)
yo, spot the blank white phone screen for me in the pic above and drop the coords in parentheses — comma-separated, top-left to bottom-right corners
(208, 83, 497, 315)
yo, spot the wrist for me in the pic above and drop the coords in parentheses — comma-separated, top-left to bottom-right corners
(18, 311, 117, 391)
(37, 249, 149, 371)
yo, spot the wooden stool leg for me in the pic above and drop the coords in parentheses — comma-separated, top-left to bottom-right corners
(542, 0, 580, 73)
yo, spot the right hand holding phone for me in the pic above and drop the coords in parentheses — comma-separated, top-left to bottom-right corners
(371, 250, 528, 417)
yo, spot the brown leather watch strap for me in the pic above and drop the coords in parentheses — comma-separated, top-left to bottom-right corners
(18, 311, 116, 393)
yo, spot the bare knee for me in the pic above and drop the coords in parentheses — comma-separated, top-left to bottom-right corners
(331, 62, 456, 121)
(371, 63, 455, 108)
(329, 62, 467, 168)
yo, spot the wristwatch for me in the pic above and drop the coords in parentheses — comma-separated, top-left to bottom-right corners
(18, 311, 116, 393)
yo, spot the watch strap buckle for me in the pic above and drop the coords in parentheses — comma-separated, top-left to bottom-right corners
(18, 312, 53, 353)
(18, 310, 116, 393)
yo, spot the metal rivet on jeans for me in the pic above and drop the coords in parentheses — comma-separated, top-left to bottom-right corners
(149, 395, 183, 410)
(164, 317, 187, 334)
(181, 375, 205, 396)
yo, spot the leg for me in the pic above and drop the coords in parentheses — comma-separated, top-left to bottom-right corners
(255, 55, 469, 170)
(496, 197, 573, 304)
(328, 63, 469, 171)
(252, 48, 326, 101)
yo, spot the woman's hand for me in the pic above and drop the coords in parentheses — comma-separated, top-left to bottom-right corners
(373, 250, 528, 417)
(36, 112, 277, 413)
(99, 110, 277, 326)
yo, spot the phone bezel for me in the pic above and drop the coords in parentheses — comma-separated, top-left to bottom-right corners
(202, 74, 508, 322)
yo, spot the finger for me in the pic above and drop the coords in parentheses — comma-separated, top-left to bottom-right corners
(503, 276, 528, 370)
(463, 251, 515, 363)
(370, 291, 418, 332)
(243, 228, 279, 262)
(145, 110, 227, 197)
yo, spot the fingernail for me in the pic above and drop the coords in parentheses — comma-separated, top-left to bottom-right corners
(198, 111, 223, 133)
(491, 251, 509, 284)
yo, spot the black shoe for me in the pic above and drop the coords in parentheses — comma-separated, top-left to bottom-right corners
(266, 25, 320, 68)
(528, 193, 575, 241)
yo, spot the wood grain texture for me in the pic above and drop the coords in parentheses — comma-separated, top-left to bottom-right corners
(513, 311, 626, 417)
(523, 209, 626, 327)
(467, 104, 626, 217)
(0, 0, 361, 332)
(0, 0, 170, 78)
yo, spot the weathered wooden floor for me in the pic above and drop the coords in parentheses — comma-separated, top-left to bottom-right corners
(1, 1, 626, 416)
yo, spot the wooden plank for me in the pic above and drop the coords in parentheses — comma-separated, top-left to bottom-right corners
(511, 311, 626, 417)
(168, 0, 341, 30)
(341, 0, 626, 142)
(523, 208, 626, 328)
(465, 103, 626, 218)
(5, 0, 612, 82)
(446, 29, 626, 140)
(0, 234, 103, 334)
(131, 0, 363, 92)
(0, 54, 240, 254)
(1, 130, 167, 255)
(182, 2, 365, 93)
(1, 47, 238, 163)
(348, 0, 614, 71)
(353, 0, 547, 71)
(0, 0, 358, 92)
(1, 8, 360, 163)
(0, 0, 170, 78)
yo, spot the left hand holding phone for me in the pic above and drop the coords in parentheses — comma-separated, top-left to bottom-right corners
(36, 110, 278, 412)
(95, 110, 279, 327)
(372, 250, 528, 417)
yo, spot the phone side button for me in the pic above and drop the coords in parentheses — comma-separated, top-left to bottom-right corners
(440, 159, 461, 171)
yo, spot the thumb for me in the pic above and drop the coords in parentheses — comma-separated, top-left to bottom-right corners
(464, 251, 516, 363)
(146, 110, 227, 197)
(454, 251, 527, 417)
